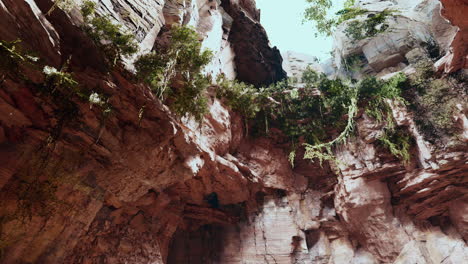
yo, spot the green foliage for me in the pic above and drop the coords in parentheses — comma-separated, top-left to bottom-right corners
(263, 69, 410, 166)
(288, 148, 297, 168)
(358, 73, 413, 163)
(135, 25, 213, 122)
(171, 74, 209, 122)
(81, 0, 96, 17)
(41, 65, 111, 143)
(304, 0, 363, 36)
(342, 53, 365, 72)
(304, 0, 334, 36)
(0, 39, 38, 80)
(245, 68, 358, 165)
(344, 9, 393, 41)
(47, 0, 75, 15)
(359, 73, 407, 102)
(43, 66, 80, 93)
(41, 65, 83, 143)
(80, 0, 138, 66)
(378, 127, 411, 164)
(209, 64, 414, 167)
(213, 68, 411, 166)
(303, 92, 358, 166)
(216, 76, 261, 119)
(335, 7, 368, 25)
(406, 63, 465, 144)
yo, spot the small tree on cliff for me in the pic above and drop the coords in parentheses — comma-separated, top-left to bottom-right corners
(304, 0, 358, 36)
(80, 1, 138, 67)
(135, 26, 213, 122)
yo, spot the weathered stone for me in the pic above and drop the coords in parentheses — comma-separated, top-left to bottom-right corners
(0, 0, 467, 263)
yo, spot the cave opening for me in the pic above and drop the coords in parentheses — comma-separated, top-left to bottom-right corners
(167, 224, 226, 264)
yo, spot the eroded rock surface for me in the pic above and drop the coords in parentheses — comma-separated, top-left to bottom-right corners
(0, 0, 466, 264)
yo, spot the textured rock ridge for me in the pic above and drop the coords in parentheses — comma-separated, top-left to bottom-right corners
(436, 0, 468, 73)
(220, 0, 287, 86)
(0, 0, 467, 264)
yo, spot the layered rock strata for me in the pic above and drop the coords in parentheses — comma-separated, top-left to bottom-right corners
(0, 0, 466, 264)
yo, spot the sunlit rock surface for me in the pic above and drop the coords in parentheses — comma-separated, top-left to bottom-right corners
(0, 0, 466, 263)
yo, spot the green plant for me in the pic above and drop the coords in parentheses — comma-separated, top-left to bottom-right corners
(171, 74, 209, 122)
(47, 0, 75, 15)
(271, 70, 410, 166)
(41, 65, 111, 143)
(344, 9, 394, 41)
(302, 86, 358, 165)
(378, 127, 411, 164)
(41, 65, 83, 144)
(304, 0, 359, 36)
(358, 73, 415, 163)
(0, 39, 38, 81)
(135, 25, 213, 122)
(247, 68, 357, 165)
(214, 70, 414, 168)
(342, 53, 366, 72)
(405, 64, 464, 145)
(43, 66, 80, 92)
(335, 7, 368, 25)
(80, 0, 138, 66)
(216, 76, 261, 119)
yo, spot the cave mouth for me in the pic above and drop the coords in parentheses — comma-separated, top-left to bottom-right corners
(167, 224, 226, 264)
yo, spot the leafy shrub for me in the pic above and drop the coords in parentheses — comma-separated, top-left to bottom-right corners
(41, 65, 83, 143)
(359, 73, 407, 103)
(0, 39, 38, 80)
(405, 64, 465, 145)
(335, 7, 368, 25)
(379, 127, 412, 164)
(43, 66, 80, 94)
(243, 68, 358, 165)
(282, 70, 353, 145)
(47, 0, 75, 15)
(80, 0, 138, 66)
(344, 9, 393, 41)
(342, 53, 366, 72)
(216, 76, 261, 119)
(252, 68, 411, 166)
(358, 73, 413, 163)
(41, 65, 111, 143)
(135, 25, 213, 122)
(304, 0, 358, 37)
(304, 0, 393, 40)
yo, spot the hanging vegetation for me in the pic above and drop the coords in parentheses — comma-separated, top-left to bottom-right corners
(135, 25, 213, 122)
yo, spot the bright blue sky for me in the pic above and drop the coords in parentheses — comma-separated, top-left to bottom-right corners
(256, 0, 342, 61)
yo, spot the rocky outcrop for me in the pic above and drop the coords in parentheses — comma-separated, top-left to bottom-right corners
(436, 0, 468, 73)
(0, 0, 284, 263)
(220, 0, 287, 86)
(282, 51, 321, 81)
(333, 0, 461, 77)
(0, 0, 467, 264)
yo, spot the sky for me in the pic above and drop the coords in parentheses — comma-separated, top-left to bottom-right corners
(256, 0, 341, 61)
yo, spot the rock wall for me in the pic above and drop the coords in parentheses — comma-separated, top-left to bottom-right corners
(436, 0, 468, 73)
(332, 0, 462, 78)
(0, 0, 466, 264)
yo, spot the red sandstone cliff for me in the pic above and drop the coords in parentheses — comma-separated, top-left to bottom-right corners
(0, 0, 466, 264)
